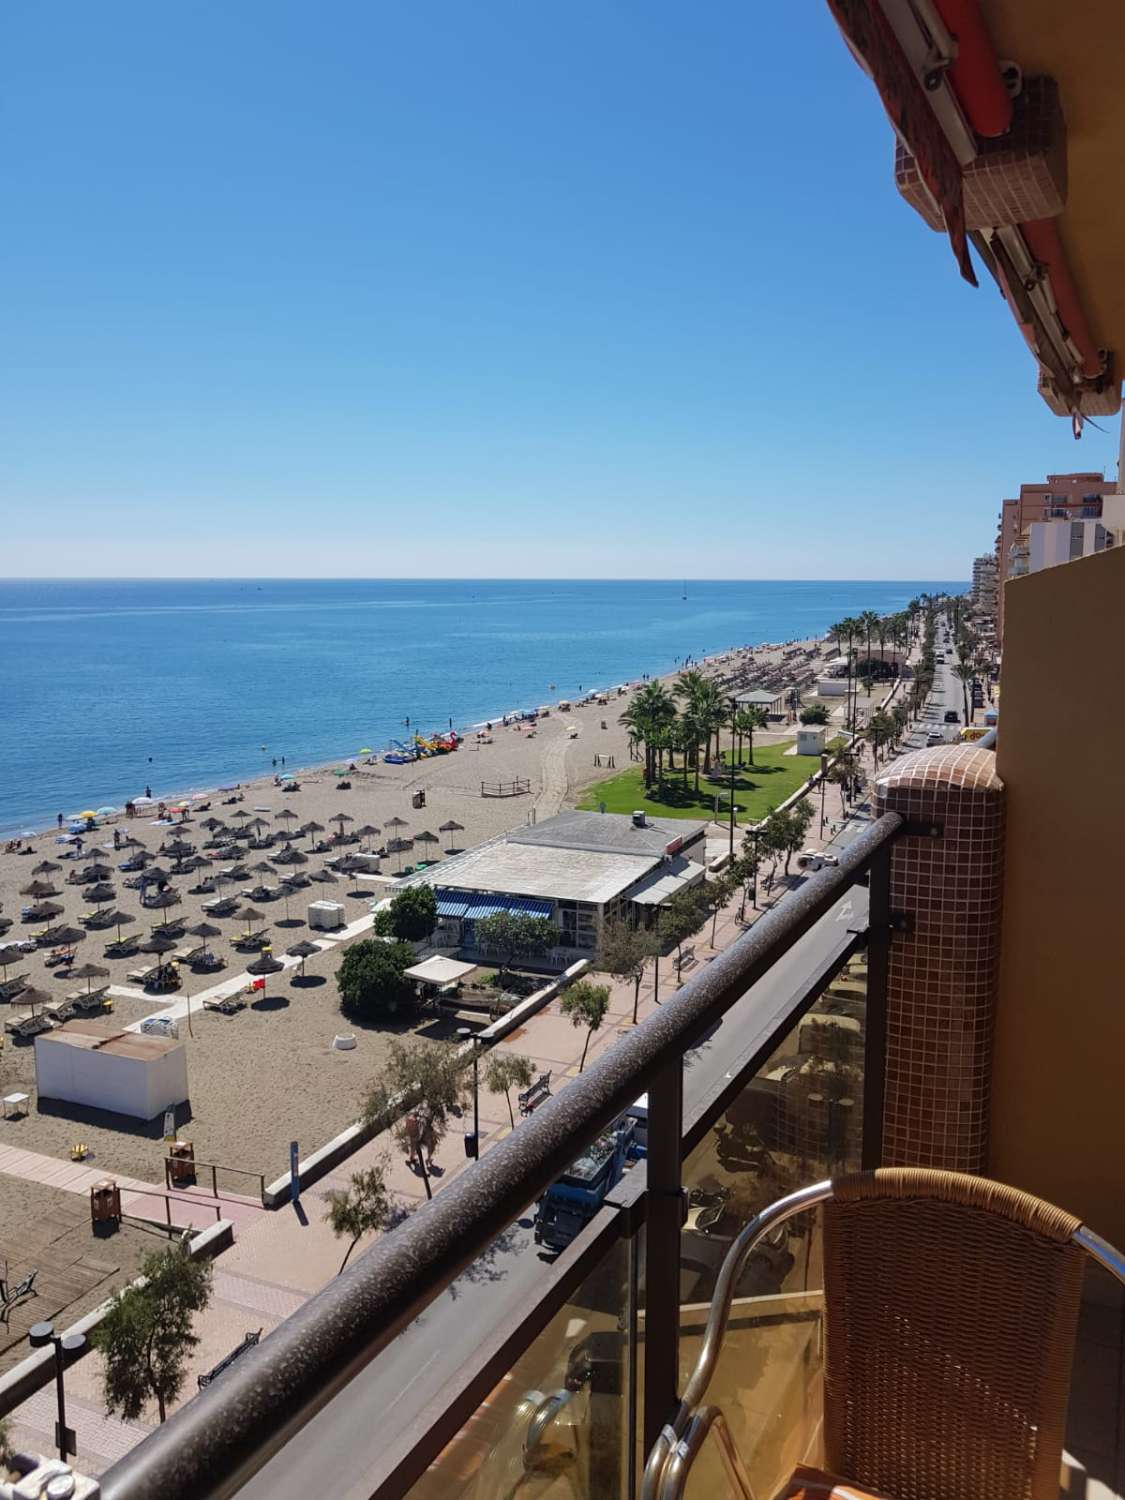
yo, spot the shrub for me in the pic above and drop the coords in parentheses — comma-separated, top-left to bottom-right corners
(337, 938, 417, 1021)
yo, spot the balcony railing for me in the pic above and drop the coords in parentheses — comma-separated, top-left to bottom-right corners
(98, 813, 904, 1500)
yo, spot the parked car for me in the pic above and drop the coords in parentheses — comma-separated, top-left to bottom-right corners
(926, 732, 944, 746)
(944, 710, 960, 723)
(797, 849, 840, 871)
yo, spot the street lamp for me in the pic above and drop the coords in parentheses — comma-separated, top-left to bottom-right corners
(29, 1321, 86, 1460)
(457, 1026, 480, 1160)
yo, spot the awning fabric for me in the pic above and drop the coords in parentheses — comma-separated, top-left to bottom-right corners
(434, 889, 552, 921)
(404, 956, 478, 984)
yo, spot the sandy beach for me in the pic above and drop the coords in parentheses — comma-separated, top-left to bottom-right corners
(0, 634, 838, 1187)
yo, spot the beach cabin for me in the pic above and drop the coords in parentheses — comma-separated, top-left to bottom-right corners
(35, 1018, 188, 1122)
(415, 810, 707, 966)
(796, 725, 827, 757)
(735, 686, 786, 719)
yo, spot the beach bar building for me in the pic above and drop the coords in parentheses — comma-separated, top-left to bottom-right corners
(415, 810, 706, 963)
(35, 1018, 189, 1122)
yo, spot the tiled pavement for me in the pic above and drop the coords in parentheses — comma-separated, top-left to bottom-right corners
(1, 798, 872, 1473)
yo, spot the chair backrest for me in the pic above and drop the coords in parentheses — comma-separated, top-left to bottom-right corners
(823, 1168, 1085, 1500)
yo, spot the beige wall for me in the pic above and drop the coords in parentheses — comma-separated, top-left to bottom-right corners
(991, 543, 1125, 1242)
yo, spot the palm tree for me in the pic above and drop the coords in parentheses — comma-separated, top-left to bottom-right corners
(858, 610, 880, 682)
(833, 617, 859, 733)
(736, 705, 767, 766)
(953, 662, 975, 725)
(621, 682, 677, 787)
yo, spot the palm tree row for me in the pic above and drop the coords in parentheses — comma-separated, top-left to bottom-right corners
(620, 672, 769, 791)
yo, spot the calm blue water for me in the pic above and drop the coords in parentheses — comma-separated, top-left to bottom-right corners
(0, 579, 962, 833)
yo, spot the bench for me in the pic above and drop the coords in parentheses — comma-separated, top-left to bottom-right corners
(518, 1072, 552, 1117)
(198, 1328, 262, 1388)
(674, 945, 697, 976)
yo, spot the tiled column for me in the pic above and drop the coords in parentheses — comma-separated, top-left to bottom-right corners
(873, 745, 1004, 1172)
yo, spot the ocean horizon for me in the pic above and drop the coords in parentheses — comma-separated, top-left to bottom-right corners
(0, 577, 963, 833)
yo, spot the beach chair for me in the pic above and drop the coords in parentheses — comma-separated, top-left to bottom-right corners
(0, 976, 29, 1004)
(5, 1014, 53, 1039)
(203, 994, 245, 1016)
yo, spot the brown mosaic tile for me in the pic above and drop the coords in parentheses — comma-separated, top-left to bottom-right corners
(874, 746, 1004, 1173)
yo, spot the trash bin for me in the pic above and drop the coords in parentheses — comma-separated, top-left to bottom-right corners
(90, 1179, 122, 1225)
(168, 1140, 196, 1186)
(463, 1130, 479, 1160)
(412, 789, 426, 809)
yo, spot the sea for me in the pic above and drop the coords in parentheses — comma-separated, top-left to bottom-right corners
(0, 578, 963, 834)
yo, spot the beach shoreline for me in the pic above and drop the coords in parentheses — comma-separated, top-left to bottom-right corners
(4, 631, 827, 841)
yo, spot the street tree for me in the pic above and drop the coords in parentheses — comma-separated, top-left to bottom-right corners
(474, 911, 556, 978)
(953, 661, 975, 724)
(597, 920, 657, 1025)
(324, 1160, 398, 1273)
(94, 1244, 213, 1423)
(657, 883, 710, 966)
(363, 1039, 469, 1197)
(560, 980, 611, 1071)
(386, 884, 438, 942)
(483, 1052, 536, 1127)
(707, 868, 739, 945)
(337, 938, 416, 1021)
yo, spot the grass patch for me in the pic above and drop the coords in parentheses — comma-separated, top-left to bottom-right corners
(578, 741, 821, 825)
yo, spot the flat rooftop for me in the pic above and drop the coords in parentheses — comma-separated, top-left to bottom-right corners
(508, 808, 704, 858)
(37, 1018, 181, 1060)
(430, 839, 659, 905)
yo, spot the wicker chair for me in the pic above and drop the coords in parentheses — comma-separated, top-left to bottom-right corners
(642, 1168, 1125, 1500)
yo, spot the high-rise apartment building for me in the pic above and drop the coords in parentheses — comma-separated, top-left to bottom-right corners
(970, 553, 998, 622)
(996, 472, 1114, 639)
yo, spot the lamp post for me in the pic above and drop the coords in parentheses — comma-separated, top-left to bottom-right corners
(727, 698, 739, 860)
(457, 1026, 480, 1159)
(29, 1321, 85, 1460)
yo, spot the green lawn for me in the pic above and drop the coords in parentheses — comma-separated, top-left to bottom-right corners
(578, 741, 822, 825)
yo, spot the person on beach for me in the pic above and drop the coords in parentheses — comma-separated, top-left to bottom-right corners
(57, 813, 63, 829)
(145, 785, 152, 799)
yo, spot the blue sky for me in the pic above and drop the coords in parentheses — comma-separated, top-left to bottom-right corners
(4, 2, 1117, 579)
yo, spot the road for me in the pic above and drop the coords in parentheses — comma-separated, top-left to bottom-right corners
(241, 875, 868, 1500)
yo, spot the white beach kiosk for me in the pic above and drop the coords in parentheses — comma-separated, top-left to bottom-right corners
(35, 1018, 188, 1122)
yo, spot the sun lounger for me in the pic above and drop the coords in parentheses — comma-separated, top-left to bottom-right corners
(0, 976, 29, 1004)
(65, 985, 110, 1007)
(233, 929, 268, 949)
(203, 994, 245, 1016)
(5, 1014, 53, 1039)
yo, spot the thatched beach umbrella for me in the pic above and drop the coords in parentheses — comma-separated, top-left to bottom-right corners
(332, 812, 354, 838)
(384, 815, 409, 835)
(273, 845, 307, 867)
(140, 933, 178, 956)
(308, 867, 338, 884)
(32, 859, 61, 876)
(82, 861, 112, 882)
(355, 824, 380, 849)
(246, 952, 283, 976)
(246, 949, 283, 1001)
(101, 910, 136, 944)
(85, 882, 116, 905)
(230, 809, 252, 826)
(185, 920, 222, 961)
(16, 986, 52, 1018)
(41, 924, 85, 950)
(26, 901, 64, 923)
(414, 830, 440, 863)
(21, 879, 59, 900)
(146, 889, 180, 917)
(385, 837, 414, 874)
(274, 808, 298, 826)
(141, 865, 171, 885)
(302, 821, 325, 847)
(249, 860, 277, 878)
(67, 961, 109, 995)
(0, 946, 25, 977)
(285, 939, 319, 978)
(439, 819, 464, 852)
(0, 917, 11, 937)
(233, 905, 266, 939)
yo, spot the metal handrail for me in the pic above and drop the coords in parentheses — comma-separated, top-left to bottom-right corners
(641, 1181, 832, 1500)
(100, 814, 902, 1500)
(641, 1182, 1125, 1500)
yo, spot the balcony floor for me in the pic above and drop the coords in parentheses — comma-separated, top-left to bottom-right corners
(1063, 1262, 1125, 1499)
